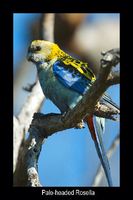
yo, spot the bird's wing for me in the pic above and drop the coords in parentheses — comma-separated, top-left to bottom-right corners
(62, 57, 96, 81)
(53, 60, 92, 95)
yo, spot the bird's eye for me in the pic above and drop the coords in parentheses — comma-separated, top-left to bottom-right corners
(35, 46, 41, 51)
(28, 45, 41, 53)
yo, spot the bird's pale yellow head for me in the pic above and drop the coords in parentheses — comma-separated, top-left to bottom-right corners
(27, 40, 65, 63)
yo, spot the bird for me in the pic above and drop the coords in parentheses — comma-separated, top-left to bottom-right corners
(27, 40, 119, 186)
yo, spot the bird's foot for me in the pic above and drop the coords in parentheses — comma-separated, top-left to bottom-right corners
(75, 120, 85, 129)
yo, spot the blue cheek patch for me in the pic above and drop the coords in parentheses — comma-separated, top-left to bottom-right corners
(53, 60, 91, 95)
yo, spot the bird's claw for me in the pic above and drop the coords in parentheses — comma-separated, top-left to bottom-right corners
(75, 120, 85, 129)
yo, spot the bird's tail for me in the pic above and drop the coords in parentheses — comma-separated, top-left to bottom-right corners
(85, 115, 113, 187)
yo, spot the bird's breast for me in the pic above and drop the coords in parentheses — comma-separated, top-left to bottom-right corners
(37, 63, 83, 113)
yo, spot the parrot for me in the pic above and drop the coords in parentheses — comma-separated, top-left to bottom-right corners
(27, 40, 119, 186)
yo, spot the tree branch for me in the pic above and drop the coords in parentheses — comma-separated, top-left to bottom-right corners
(40, 14, 55, 42)
(94, 104, 119, 121)
(13, 13, 55, 186)
(107, 71, 120, 86)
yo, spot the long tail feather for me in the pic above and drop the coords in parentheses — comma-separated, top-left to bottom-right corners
(95, 116, 113, 186)
(85, 115, 113, 186)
